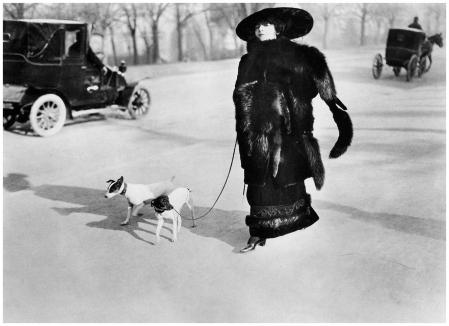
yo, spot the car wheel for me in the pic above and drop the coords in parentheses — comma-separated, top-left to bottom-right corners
(3, 111, 17, 130)
(29, 94, 67, 137)
(128, 87, 150, 119)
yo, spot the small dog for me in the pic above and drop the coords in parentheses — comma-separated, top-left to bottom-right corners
(150, 187, 195, 242)
(105, 176, 176, 225)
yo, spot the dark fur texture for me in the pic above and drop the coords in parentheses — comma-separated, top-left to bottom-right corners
(234, 37, 353, 189)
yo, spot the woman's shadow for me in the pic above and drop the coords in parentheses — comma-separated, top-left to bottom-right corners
(32, 184, 249, 251)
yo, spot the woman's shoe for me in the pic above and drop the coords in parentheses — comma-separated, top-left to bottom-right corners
(240, 237, 266, 253)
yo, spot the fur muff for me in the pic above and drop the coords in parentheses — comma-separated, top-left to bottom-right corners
(234, 81, 290, 177)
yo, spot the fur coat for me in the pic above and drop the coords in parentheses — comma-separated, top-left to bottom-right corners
(233, 37, 352, 189)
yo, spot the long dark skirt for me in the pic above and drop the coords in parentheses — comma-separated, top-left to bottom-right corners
(245, 178, 319, 239)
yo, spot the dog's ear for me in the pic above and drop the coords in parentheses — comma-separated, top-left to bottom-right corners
(106, 179, 115, 184)
(118, 176, 123, 181)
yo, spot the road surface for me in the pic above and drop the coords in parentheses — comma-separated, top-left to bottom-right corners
(3, 46, 445, 322)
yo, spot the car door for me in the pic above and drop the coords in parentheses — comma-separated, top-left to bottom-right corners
(60, 27, 106, 108)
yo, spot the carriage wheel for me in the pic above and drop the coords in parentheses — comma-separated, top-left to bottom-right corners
(406, 55, 418, 82)
(393, 67, 401, 77)
(372, 53, 383, 79)
(418, 56, 427, 77)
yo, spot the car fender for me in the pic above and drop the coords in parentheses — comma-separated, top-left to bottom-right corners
(3, 84, 32, 107)
(116, 81, 139, 107)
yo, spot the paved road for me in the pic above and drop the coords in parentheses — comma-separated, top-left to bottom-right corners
(3, 47, 445, 322)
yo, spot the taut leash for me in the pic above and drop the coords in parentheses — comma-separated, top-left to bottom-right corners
(173, 137, 238, 227)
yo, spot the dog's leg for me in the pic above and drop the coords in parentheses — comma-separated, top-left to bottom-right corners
(121, 205, 133, 225)
(131, 203, 144, 217)
(177, 211, 182, 233)
(172, 211, 178, 242)
(155, 213, 164, 243)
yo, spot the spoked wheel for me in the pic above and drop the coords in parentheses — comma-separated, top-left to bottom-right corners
(406, 55, 418, 82)
(372, 53, 383, 79)
(3, 111, 17, 130)
(393, 66, 401, 77)
(29, 94, 67, 137)
(128, 86, 151, 119)
(418, 56, 427, 78)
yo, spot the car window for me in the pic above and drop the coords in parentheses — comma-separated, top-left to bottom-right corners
(65, 29, 83, 58)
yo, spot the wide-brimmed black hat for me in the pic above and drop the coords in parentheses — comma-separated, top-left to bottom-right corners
(236, 7, 314, 41)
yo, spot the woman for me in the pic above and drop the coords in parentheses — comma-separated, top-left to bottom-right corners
(233, 7, 353, 253)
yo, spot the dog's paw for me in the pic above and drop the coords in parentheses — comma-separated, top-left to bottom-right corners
(120, 221, 129, 226)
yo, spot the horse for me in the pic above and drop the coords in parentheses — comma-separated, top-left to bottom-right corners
(420, 33, 444, 73)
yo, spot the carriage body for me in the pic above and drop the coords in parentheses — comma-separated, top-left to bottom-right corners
(372, 27, 426, 82)
(385, 28, 426, 68)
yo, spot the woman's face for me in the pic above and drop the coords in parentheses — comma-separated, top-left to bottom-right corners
(255, 22, 277, 41)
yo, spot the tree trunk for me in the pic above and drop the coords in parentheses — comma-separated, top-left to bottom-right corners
(131, 29, 138, 65)
(176, 5, 184, 61)
(151, 22, 160, 63)
(323, 16, 329, 49)
(192, 24, 208, 60)
(360, 6, 367, 46)
(204, 11, 214, 60)
(109, 26, 118, 66)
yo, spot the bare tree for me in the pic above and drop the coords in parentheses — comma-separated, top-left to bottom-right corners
(142, 3, 169, 64)
(309, 4, 341, 49)
(3, 3, 38, 19)
(426, 4, 445, 33)
(174, 4, 206, 61)
(122, 4, 140, 65)
(191, 20, 209, 60)
(352, 4, 371, 46)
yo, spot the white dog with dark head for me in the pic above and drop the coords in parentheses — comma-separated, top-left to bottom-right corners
(105, 176, 176, 226)
(150, 187, 195, 242)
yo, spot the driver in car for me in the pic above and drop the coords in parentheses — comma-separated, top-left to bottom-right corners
(69, 31, 107, 75)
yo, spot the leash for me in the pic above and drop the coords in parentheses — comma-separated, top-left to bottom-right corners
(172, 137, 238, 227)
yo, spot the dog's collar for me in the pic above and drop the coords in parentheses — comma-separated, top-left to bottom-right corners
(120, 182, 127, 195)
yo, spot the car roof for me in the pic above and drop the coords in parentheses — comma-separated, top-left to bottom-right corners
(5, 18, 85, 25)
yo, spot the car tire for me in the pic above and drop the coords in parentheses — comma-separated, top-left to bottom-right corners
(29, 94, 67, 137)
(128, 86, 151, 119)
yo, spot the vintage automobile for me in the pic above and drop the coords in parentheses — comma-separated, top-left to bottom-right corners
(372, 27, 426, 82)
(3, 19, 150, 136)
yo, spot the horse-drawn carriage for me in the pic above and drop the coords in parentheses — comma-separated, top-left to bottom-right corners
(372, 28, 443, 82)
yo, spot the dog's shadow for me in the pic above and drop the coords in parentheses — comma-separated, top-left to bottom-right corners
(33, 184, 249, 250)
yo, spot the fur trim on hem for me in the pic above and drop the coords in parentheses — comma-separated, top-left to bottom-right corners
(247, 206, 319, 238)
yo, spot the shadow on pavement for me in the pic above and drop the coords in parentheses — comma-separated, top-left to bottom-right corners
(183, 206, 249, 253)
(3, 173, 32, 192)
(32, 184, 249, 251)
(315, 199, 445, 241)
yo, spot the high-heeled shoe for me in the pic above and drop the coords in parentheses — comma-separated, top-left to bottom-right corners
(240, 237, 266, 253)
